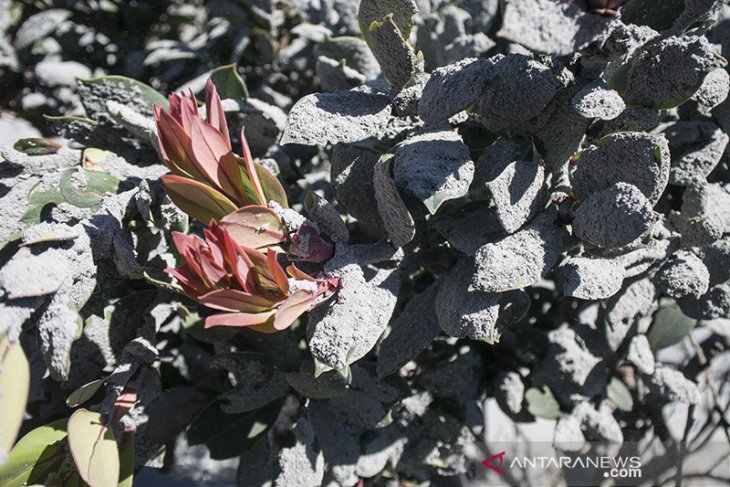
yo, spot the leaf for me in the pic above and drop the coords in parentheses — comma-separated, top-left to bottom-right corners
(372, 153, 415, 247)
(647, 303, 697, 351)
(20, 182, 65, 225)
(66, 379, 106, 408)
(358, 0, 418, 42)
(0, 419, 68, 487)
(607, 377, 633, 412)
(187, 398, 285, 459)
(59, 168, 121, 209)
(76, 76, 168, 119)
(620, 0, 685, 31)
(161, 174, 238, 222)
(367, 15, 418, 89)
(67, 409, 120, 487)
(117, 435, 134, 487)
(393, 128, 474, 214)
(13, 138, 62, 156)
(210, 64, 249, 101)
(254, 163, 289, 208)
(525, 386, 564, 419)
(0, 337, 30, 457)
(220, 205, 288, 248)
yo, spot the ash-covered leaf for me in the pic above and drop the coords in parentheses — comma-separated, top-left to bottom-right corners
(274, 418, 324, 487)
(76, 75, 168, 122)
(282, 87, 392, 146)
(663, 121, 729, 186)
(557, 256, 626, 300)
(572, 182, 657, 249)
(368, 15, 419, 90)
(602, 277, 658, 351)
(627, 334, 655, 374)
(373, 153, 415, 247)
(208, 352, 290, 414)
(671, 181, 730, 246)
(623, 36, 725, 109)
(392, 127, 474, 214)
(694, 68, 730, 112)
(377, 280, 442, 377)
(358, 0, 418, 40)
(285, 362, 348, 399)
(532, 327, 607, 404)
(418, 57, 497, 125)
(494, 371, 525, 417)
(477, 54, 565, 134)
(571, 402, 623, 443)
(486, 160, 547, 234)
(315, 36, 382, 80)
(644, 366, 700, 404)
(316, 56, 367, 92)
(356, 424, 406, 478)
(572, 81, 625, 120)
(472, 212, 565, 292)
(571, 132, 670, 205)
(324, 364, 407, 428)
(308, 401, 361, 486)
(498, 0, 616, 56)
(430, 203, 503, 256)
(656, 251, 710, 299)
(436, 258, 529, 342)
(14, 8, 70, 50)
(331, 144, 385, 236)
(308, 250, 400, 372)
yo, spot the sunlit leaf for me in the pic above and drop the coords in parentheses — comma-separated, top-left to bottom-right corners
(210, 64, 249, 101)
(66, 379, 105, 408)
(525, 386, 564, 419)
(0, 336, 30, 457)
(67, 409, 120, 487)
(0, 419, 67, 487)
(161, 174, 238, 222)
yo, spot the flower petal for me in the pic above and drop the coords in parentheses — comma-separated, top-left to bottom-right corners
(273, 289, 314, 331)
(161, 174, 238, 222)
(205, 79, 231, 146)
(198, 288, 277, 312)
(204, 310, 277, 328)
(220, 205, 288, 249)
(267, 249, 290, 294)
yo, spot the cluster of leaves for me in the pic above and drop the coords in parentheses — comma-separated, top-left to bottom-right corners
(1, 0, 730, 486)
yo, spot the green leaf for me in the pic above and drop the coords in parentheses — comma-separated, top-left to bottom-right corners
(358, 0, 418, 44)
(219, 205, 287, 249)
(0, 336, 30, 457)
(238, 161, 289, 209)
(117, 435, 134, 487)
(525, 386, 564, 419)
(67, 409, 120, 487)
(161, 174, 238, 222)
(66, 379, 106, 408)
(210, 64, 249, 101)
(0, 419, 68, 487)
(647, 303, 697, 351)
(13, 138, 62, 156)
(187, 398, 285, 459)
(20, 181, 65, 225)
(76, 76, 168, 119)
(607, 377, 633, 412)
(59, 168, 120, 209)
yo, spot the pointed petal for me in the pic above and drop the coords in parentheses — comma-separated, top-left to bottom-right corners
(273, 290, 314, 330)
(161, 174, 238, 222)
(165, 266, 208, 296)
(204, 310, 277, 328)
(156, 109, 204, 180)
(220, 205, 287, 249)
(267, 249, 290, 294)
(286, 263, 316, 282)
(205, 79, 231, 145)
(189, 118, 244, 202)
(198, 288, 277, 312)
(240, 128, 267, 206)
